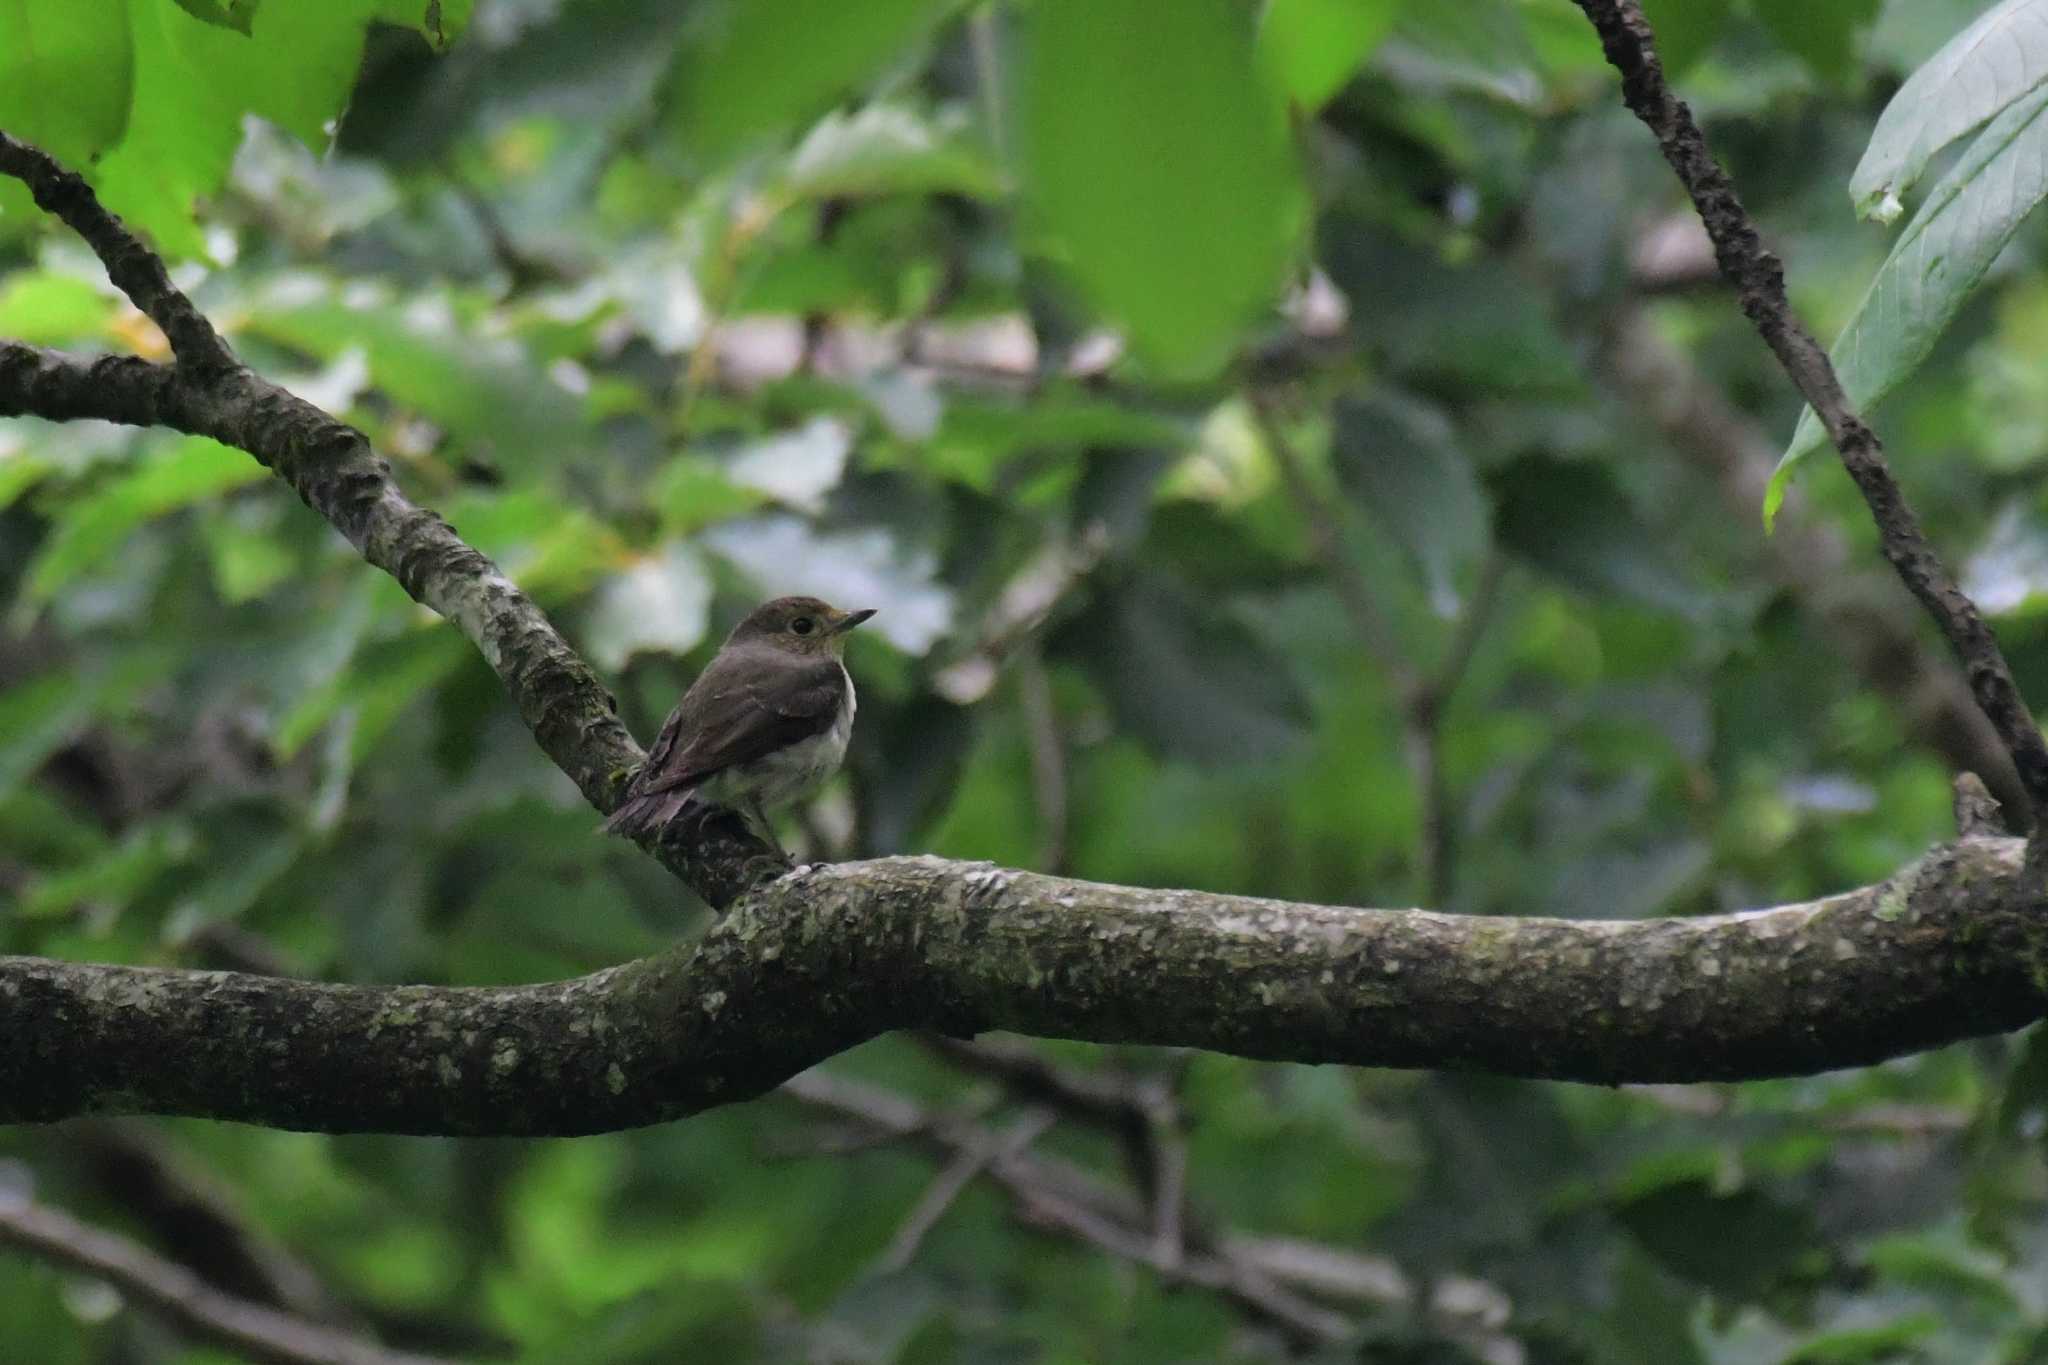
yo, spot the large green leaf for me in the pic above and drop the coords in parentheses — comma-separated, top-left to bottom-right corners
(0, 1, 134, 166)
(1256, 0, 1398, 110)
(669, 0, 959, 154)
(1850, 0, 2048, 221)
(771, 105, 1005, 203)
(86, 0, 470, 258)
(1772, 80, 2048, 523)
(1018, 0, 1305, 377)
(1057, 573, 1310, 766)
(1331, 389, 1490, 618)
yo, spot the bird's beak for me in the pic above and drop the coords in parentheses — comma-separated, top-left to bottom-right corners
(835, 608, 877, 634)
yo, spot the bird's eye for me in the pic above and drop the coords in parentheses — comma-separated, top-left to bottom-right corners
(791, 617, 815, 636)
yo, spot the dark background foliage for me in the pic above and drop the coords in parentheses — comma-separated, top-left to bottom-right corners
(3, 0, 2047, 1360)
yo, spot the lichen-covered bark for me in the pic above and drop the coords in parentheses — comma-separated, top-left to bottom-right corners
(3, 129, 2045, 1141)
(4, 838, 2043, 1135)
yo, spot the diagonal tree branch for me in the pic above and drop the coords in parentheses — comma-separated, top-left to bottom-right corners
(0, 1187, 448, 1365)
(0, 130, 779, 909)
(1567, 1, 2048, 827)
(1600, 306, 2030, 824)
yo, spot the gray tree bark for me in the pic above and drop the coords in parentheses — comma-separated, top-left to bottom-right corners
(3, 76, 2047, 1140)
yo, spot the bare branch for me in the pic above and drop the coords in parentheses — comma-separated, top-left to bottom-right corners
(782, 1071, 1359, 1348)
(1601, 307, 2029, 823)
(1570, 0, 2048, 825)
(60, 1121, 356, 1326)
(0, 132, 234, 372)
(0, 1187, 447, 1365)
(870, 1107, 1055, 1275)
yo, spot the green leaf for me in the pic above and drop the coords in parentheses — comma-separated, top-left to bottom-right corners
(1748, 0, 1880, 84)
(1256, 0, 1398, 110)
(21, 821, 191, 920)
(670, 0, 959, 154)
(275, 628, 470, 761)
(1636, 0, 1734, 77)
(772, 105, 1005, 202)
(24, 437, 267, 604)
(91, 0, 463, 258)
(1617, 1179, 1830, 1308)
(1331, 390, 1490, 617)
(1493, 456, 1707, 616)
(1771, 81, 2048, 524)
(653, 457, 771, 536)
(1850, 0, 2048, 221)
(238, 283, 585, 477)
(1019, 0, 1305, 377)
(0, 272, 120, 344)
(0, 0, 135, 166)
(1058, 573, 1309, 766)
(1782, 1314, 1943, 1364)
(0, 655, 157, 793)
(201, 507, 297, 604)
(172, 0, 261, 36)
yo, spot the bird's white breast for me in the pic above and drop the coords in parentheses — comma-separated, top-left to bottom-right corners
(732, 664, 854, 808)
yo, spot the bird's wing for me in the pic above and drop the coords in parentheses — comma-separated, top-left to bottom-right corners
(626, 648, 845, 798)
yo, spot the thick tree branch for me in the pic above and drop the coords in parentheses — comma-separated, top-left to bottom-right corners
(0, 1189, 447, 1365)
(2, 133, 2046, 1142)
(5, 839, 2046, 1133)
(1570, 0, 2048, 825)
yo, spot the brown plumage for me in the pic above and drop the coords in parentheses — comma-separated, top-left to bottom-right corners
(603, 596, 874, 848)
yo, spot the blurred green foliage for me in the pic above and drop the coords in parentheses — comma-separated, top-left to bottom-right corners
(3, 0, 2048, 1360)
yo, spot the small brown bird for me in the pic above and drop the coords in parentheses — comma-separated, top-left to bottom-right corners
(603, 596, 874, 853)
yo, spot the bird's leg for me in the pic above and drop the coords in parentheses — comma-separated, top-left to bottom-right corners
(744, 796, 788, 860)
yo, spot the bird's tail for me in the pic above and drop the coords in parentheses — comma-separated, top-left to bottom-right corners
(600, 787, 700, 837)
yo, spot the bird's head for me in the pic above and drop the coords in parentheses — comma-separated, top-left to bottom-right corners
(726, 595, 876, 657)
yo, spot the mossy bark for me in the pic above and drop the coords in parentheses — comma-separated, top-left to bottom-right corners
(5, 840, 2043, 1135)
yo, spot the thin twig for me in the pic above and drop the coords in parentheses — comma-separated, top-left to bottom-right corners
(780, 1070, 1361, 1348)
(0, 1190, 448, 1365)
(1016, 648, 1070, 875)
(1247, 391, 1420, 698)
(1571, 0, 2048, 827)
(60, 1122, 355, 1328)
(871, 1107, 1055, 1275)
(1413, 551, 1506, 905)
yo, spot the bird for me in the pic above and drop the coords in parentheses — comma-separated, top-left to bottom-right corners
(602, 595, 875, 855)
